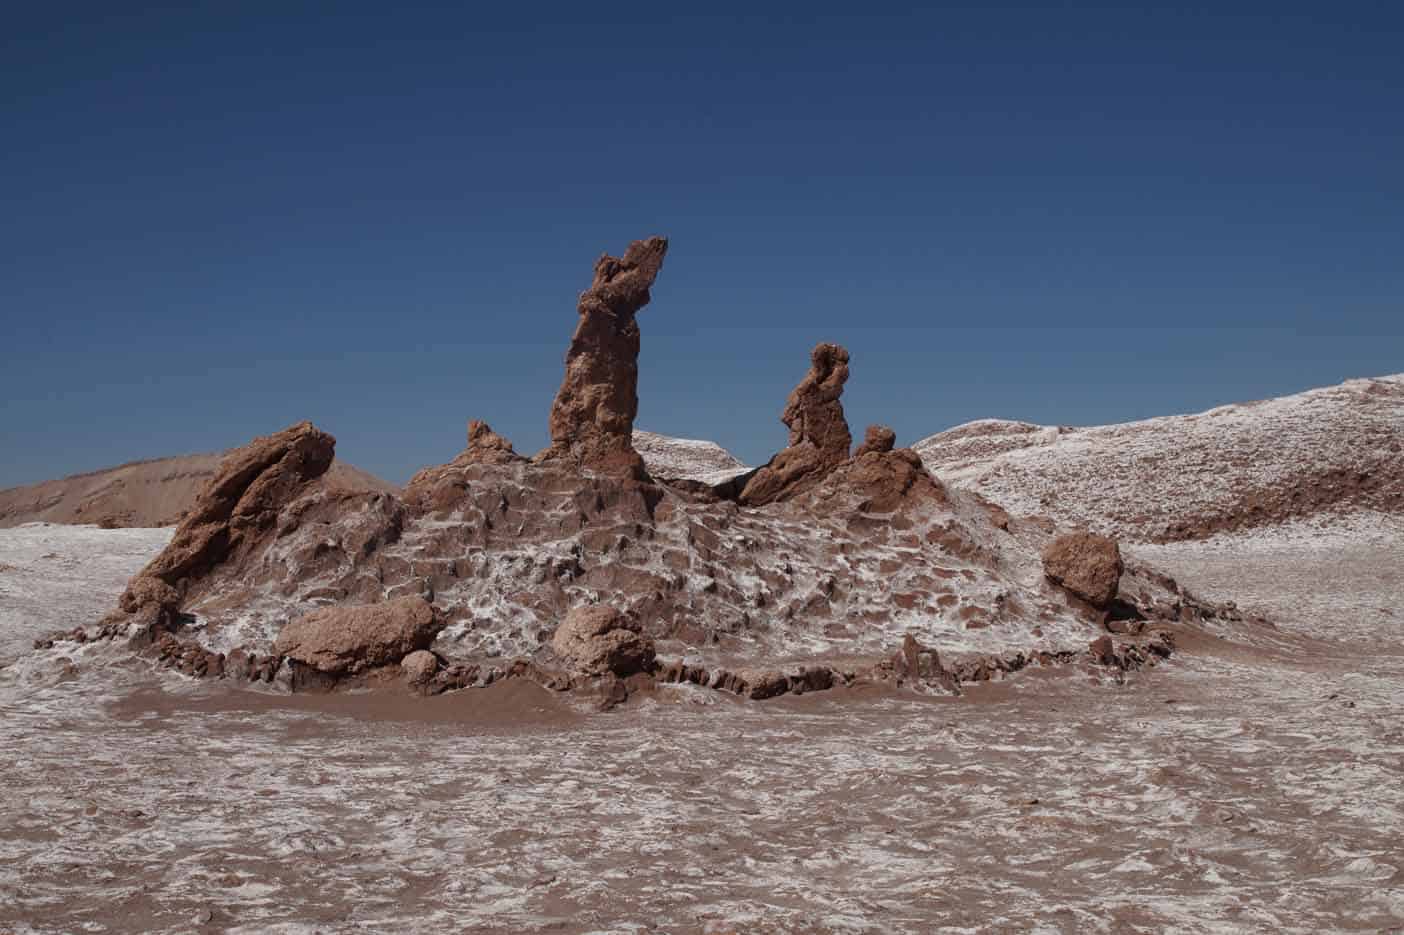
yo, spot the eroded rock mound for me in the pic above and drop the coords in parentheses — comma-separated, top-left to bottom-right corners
(539, 236, 669, 478)
(273, 595, 440, 676)
(839, 445, 947, 513)
(550, 606, 656, 677)
(739, 342, 852, 505)
(1042, 531, 1124, 608)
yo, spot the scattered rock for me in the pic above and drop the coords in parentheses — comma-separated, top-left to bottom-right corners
(539, 236, 669, 477)
(740, 343, 853, 505)
(550, 606, 656, 677)
(1042, 531, 1124, 608)
(1089, 634, 1115, 665)
(401, 649, 440, 685)
(273, 596, 440, 677)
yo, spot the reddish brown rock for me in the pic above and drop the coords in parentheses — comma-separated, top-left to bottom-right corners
(401, 649, 440, 686)
(539, 236, 669, 478)
(841, 446, 947, 513)
(272, 596, 440, 677)
(855, 424, 896, 457)
(1042, 531, 1124, 608)
(1088, 634, 1115, 665)
(550, 605, 656, 677)
(888, 633, 960, 693)
(739, 343, 853, 505)
(464, 420, 521, 464)
(117, 421, 336, 624)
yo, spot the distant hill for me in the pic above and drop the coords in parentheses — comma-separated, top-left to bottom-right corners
(913, 374, 1404, 542)
(0, 453, 398, 529)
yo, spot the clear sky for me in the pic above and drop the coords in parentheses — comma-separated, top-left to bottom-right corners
(2, 3, 1401, 488)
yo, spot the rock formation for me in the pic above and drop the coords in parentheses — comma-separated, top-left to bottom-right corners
(854, 424, 896, 457)
(112, 421, 336, 629)
(272, 595, 440, 677)
(1041, 531, 1124, 608)
(64, 236, 1209, 709)
(739, 342, 853, 506)
(550, 606, 656, 677)
(463, 420, 520, 464)
(539, 236, 669, 478)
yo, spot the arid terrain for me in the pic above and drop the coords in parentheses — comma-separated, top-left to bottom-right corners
(0, 239, 1400, 933)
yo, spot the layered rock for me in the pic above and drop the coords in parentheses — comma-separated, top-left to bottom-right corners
(854, 424, 896, 457)
(272, 595, 440, 677)
(539, 236, 669, 478)
(739, 343, 853, 506)
(111, 421, 336, 629)
(1041, 531, 1124, 608)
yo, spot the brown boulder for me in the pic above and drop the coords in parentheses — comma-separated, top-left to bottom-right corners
(739, 343, 852, 505)
(888, 633, 960, 694)
(401, 649, 440, 685)
(272, 596, 440, 676)
(1042, 531, 1124, 608)
(539, 236, 669, 478)
(550, 605, 656, 677)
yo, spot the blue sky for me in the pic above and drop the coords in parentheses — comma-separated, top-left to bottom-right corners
(2, 3, 1401, 487)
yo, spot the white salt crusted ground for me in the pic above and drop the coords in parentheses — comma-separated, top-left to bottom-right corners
(1, 521, 1401, 933)
(0, 523, 172, 665)
(914, 374, 1404, 541)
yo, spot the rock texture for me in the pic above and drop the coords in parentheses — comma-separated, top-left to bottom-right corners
(540, 236, 669, 478)
(739, 343, 853, 506)
(1042, 531, 1124, 608)
(111, 422, 337, 628)
(273, 596, 439, 676)
(550, 606, 656, 677)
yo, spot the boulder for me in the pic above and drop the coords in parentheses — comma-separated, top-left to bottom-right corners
(539, 236, 669, 477)
(273, 596, 440, 676)
(1042, 531, 1124, 608)
(550, 605, 656, 677)
(739, 343, 853, 505)
(401, 649, 440, 684)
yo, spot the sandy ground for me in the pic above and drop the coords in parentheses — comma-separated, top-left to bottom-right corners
(1, 525, 1402, 934)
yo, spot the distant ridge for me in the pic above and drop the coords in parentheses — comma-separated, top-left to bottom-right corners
(0, 451, 398, 529)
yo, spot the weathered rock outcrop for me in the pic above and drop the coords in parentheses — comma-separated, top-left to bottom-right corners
(837, 432, 947, 514)
(463, 420, 521, 464)
(550, 606, 656, 677)
(273, 596, 440, 677)
(1042, 531, 1124, 608)
(538, 236, 669, 478)
(854, 424, 896, 457)
(113, 421, 336, 628)
(739, 343, 852, 506)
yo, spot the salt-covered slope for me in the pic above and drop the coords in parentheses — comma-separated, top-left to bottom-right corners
(0, 453, 397, 529)
(914, 375, 1404, 542)
(633, 430, 749, 485)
